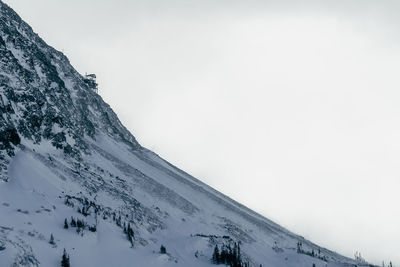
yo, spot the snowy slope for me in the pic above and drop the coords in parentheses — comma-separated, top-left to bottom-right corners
(0, 1, 376, 267)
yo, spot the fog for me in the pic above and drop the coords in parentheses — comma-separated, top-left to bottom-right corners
(4, 0, 400, 264)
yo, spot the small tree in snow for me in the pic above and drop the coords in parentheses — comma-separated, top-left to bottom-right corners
(49, 234, 55, 245)
(160, 245, 167, 254)
(70, 217, 76, 227)
(126, 223, 134, 247)
(61, 249, 70, 267)
(212, 245, 220, 264)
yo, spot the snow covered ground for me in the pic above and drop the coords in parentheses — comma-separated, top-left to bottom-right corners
(0, 134, 371, 267)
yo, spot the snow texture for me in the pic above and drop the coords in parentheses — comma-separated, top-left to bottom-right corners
(0, 1, 376, 267)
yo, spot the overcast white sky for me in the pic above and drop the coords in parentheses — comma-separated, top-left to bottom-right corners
(4, 0, 400, 265)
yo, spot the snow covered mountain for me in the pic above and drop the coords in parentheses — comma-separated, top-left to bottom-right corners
(0, 2, 376, 267)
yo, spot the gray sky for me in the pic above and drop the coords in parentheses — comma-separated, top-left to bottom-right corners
(5, 0, 400, 264)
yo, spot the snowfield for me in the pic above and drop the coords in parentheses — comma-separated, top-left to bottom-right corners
(0, 135, 372, 267)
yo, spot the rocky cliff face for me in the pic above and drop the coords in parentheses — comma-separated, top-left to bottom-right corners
(0, 1, 374, 267)
(0, 1, 139, 180)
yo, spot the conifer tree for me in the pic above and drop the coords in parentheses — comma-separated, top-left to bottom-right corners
(237, 242, 241, 263)
(61, 249, 70, 267)
(212, 245, 220, 264)
(64, 219, 69, 229)
(128, 233, 133, 247)
(210, 242, 243, 266)
(297, 242, 303, 253)
(116, 215, 122, 227)
(70, 217, 76, 227)
(233, 243, 238, 262)
(49, 234, 55, 245)
(76, 219, 84, 228)
(160, 245, 167, 254)
(220, 245, 228, 264)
